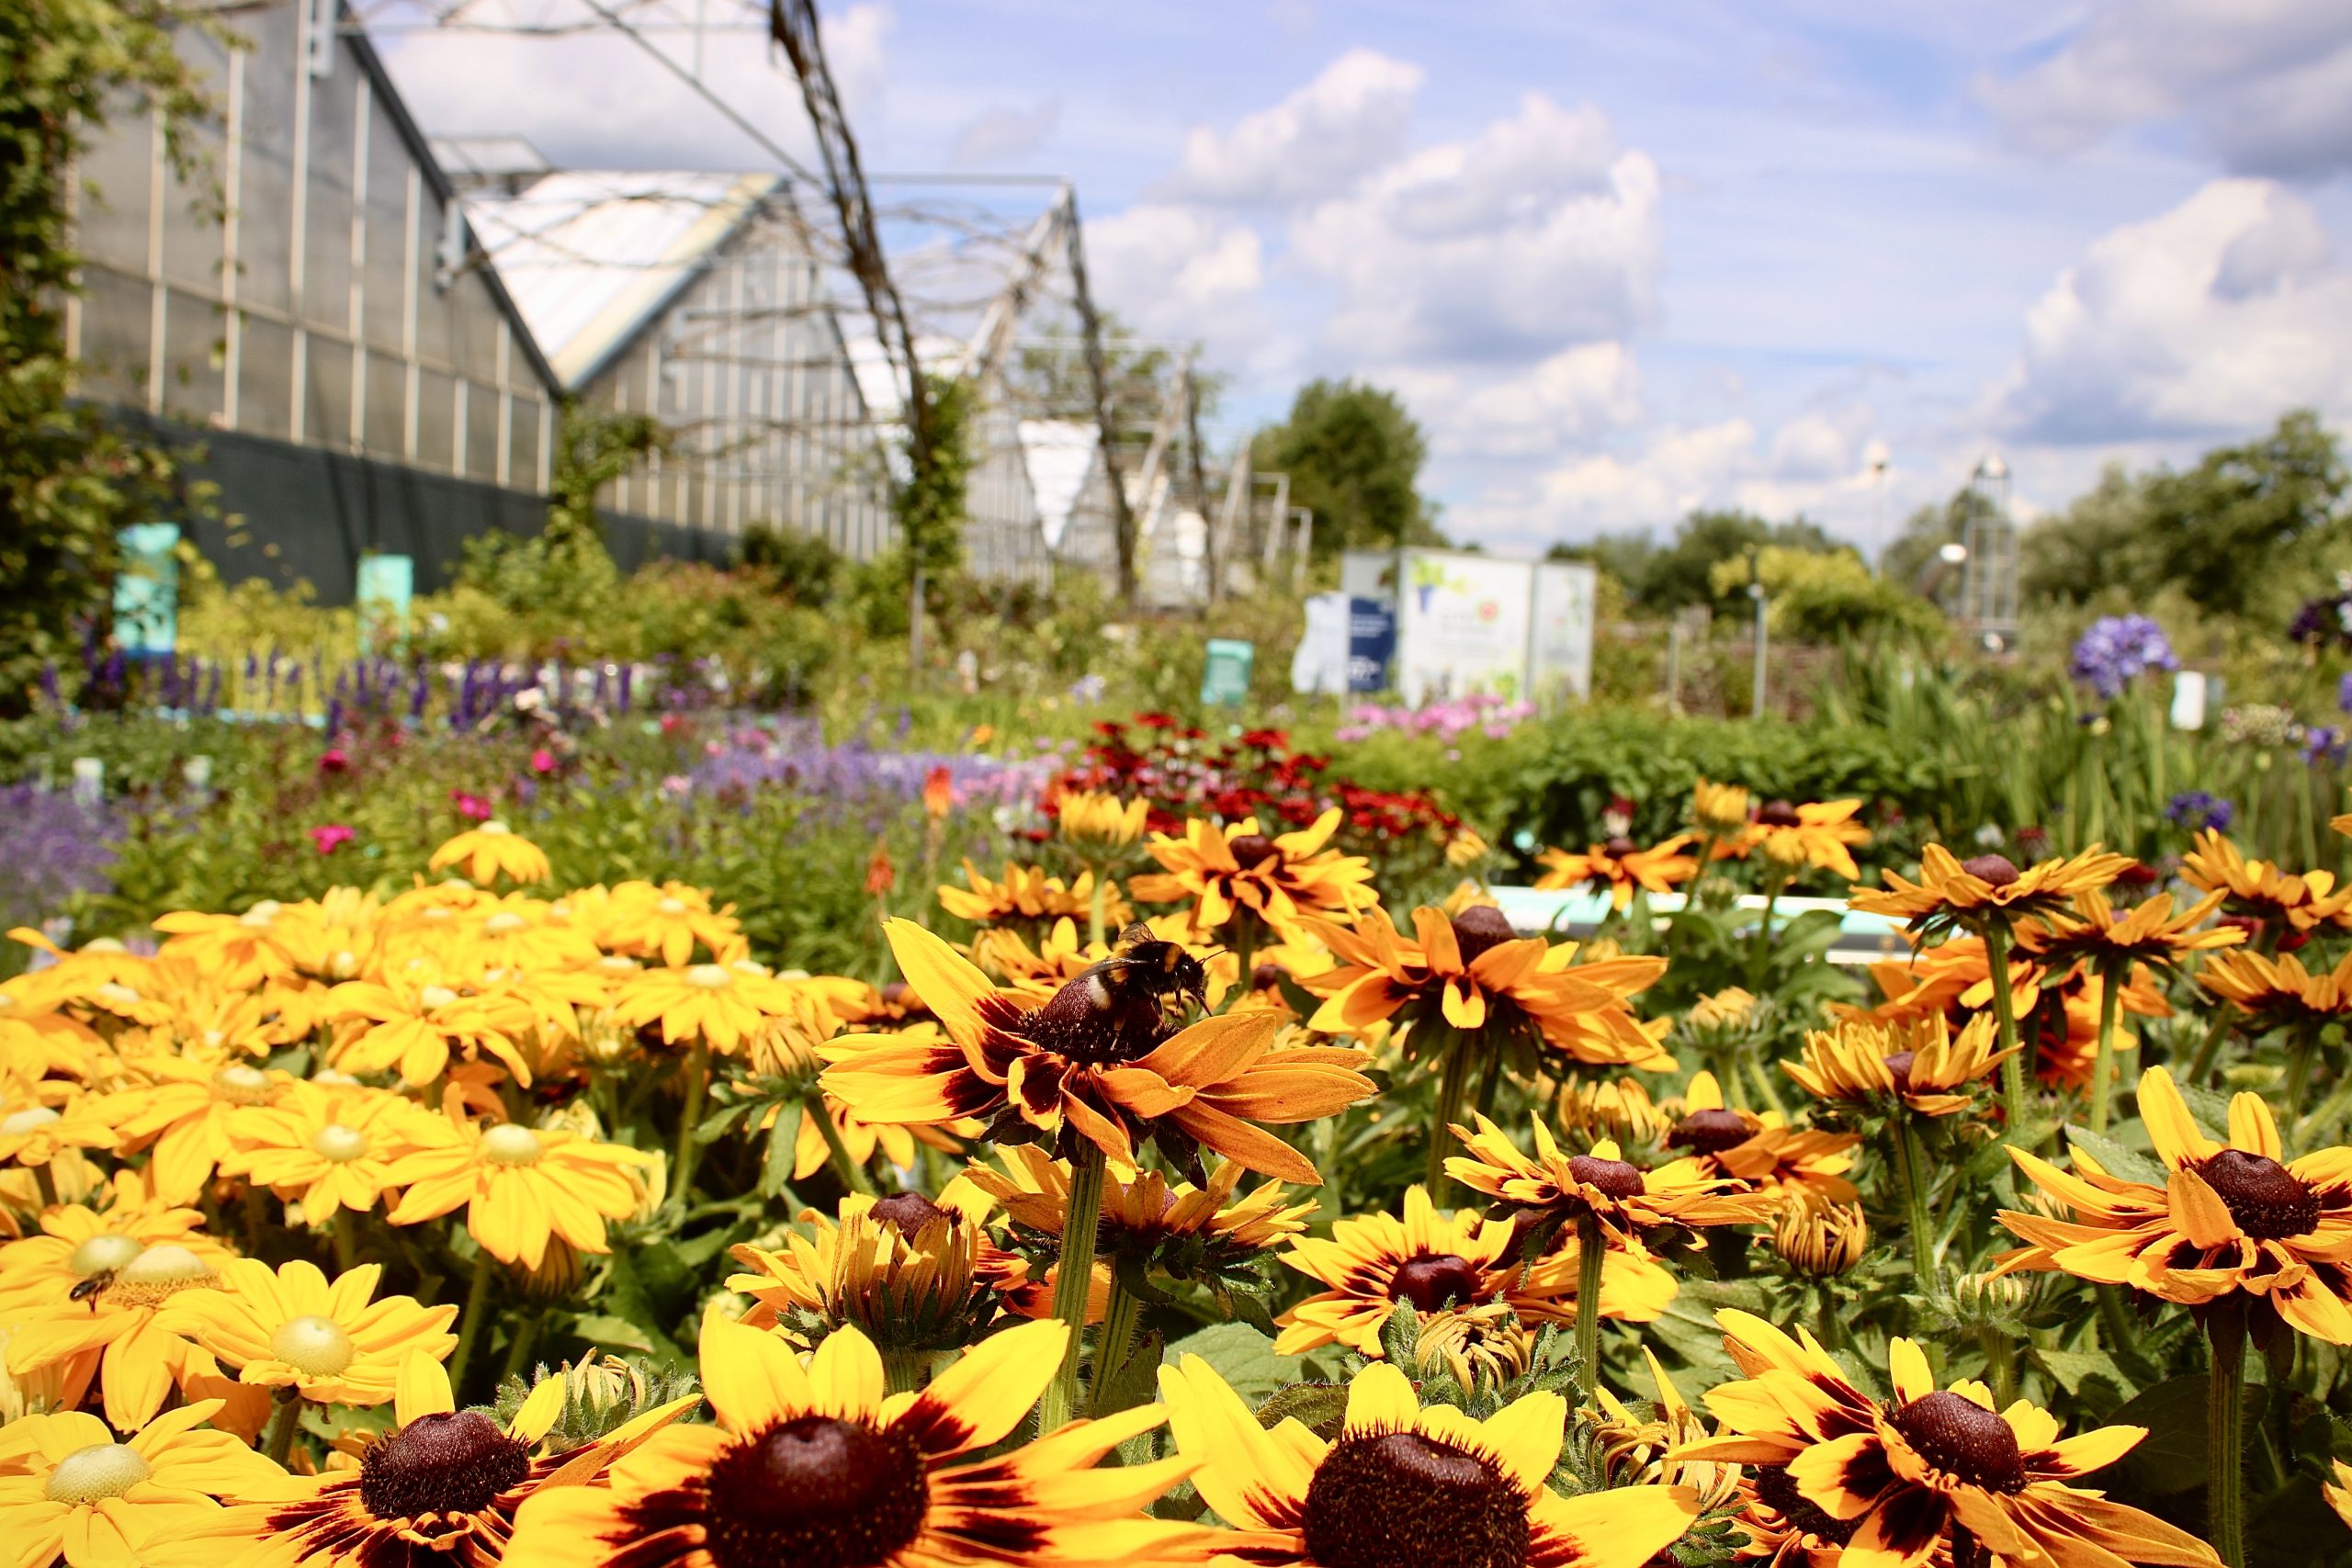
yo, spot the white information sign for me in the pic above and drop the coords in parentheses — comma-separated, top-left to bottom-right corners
(1396, 549, 1535, 705)
(1530, 560, 1599, 701)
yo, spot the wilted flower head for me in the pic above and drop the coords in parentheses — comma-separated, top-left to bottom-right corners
(2067, 615, 2177, 700)
(2221, 703, 2295, 748)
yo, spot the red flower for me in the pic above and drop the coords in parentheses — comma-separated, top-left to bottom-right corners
(450, 790, 494, 821)
(530, 747, 558, 774)
(318, 747, 350, 775)
(310, 823, 355, 854)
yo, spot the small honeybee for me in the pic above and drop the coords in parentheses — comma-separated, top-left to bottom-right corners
(69, 1270, 117, 1307)
(1026, 923, 1210, 1064)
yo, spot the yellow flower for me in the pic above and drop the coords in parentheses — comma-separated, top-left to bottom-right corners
(1160, 1352, 1698, 1568)
(427, 821, 553, 886)
(503, 1318, 1204, 1568)
(1771, 1193, 1869, 1277)
(1534, 836, 1698, 911)
(2198, 947, 2352, 1034)
(1662, 1071, 1860, 1204)
(2018, 886, 2243, 973)
(1715, 799, 1871, 880)
(0, 1400, 287, 1568)
(1445, 1115, 1779, 1244)
(1129, 808, 1377, 936)
(384, 1114, 652, 1269)
(323, 968, 542, 1088)
(6, 1240, 248, 1433)
(0, 1085, 119, 1170)
(102, 1058, 290, 1205)
(937, 861, 1126, 932)
(1055, 790, 1147, 852)
(1690, 778, 1753, 837)
(611, 962, 807, 1055)
(965, 1144, 1315, 1271)
(727, 1183, 1022, 1349)
(2181, 828, 2352, 931)
(223, 1082, 438, 1223)
(157, 1258, 457, 1406)
(1852, 841, 2132, 940)
(0, 1170, 226, 1317)
(597, 882, 747, 965)
(1784, 1013, 2014, 1118)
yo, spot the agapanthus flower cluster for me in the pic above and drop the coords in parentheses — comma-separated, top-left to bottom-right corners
(2067, 613, 2178, 700)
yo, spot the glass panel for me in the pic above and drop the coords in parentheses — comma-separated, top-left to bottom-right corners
(507, 394, 540, 491)
(464, 381, 499, 482)
(158, 118, 225, 296)
(77, 107, 153, 275)
(301, 52, 356, 333)
(159, 288, 225, 425)
(363, 349, 404, 459)
(75, 267, 153, 407)
(415, 367, 456, 473)
(237, 313, 295, 439)
(413, 193, 454, 365)
(305, 333, 353, 448)
(360, 197, 408, 353)
(236, 141, 294, 315)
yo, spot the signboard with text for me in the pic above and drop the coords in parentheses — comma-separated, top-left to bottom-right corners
(1395, 550, 1534, 705)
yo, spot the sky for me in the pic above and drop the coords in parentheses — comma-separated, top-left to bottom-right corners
(378, 0, 2352, 558)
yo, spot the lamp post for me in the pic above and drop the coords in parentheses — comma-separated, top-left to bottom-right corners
(1747, 546, 1767, 718)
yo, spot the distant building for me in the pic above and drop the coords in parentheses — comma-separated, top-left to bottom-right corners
(462, 171, 895, 558)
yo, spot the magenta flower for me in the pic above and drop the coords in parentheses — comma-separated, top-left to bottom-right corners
(450, 790, 493, 821)
(318, 747, 350, 775)
(310, 823, 355, 854)
(530, 747, 558, 774)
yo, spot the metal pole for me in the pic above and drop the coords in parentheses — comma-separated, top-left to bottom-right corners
(1749, 587, 1769, 718)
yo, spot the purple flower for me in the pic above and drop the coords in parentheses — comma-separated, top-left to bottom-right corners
(0, 785, 119, 931)
(2165, 790, 2234, 833)
(2069, 615, 2178, 700)
(2306, 726, 2349, 767)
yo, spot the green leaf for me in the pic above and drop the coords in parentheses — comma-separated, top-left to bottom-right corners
(1095, 1328, 1166, 1419)
(2059, 1125, 2167, 1186)
(570, 1313, 661, 1356)
(694, 1100, 752, 1144)
(2108, 1374, 2267, 1494)
(1163, 1322, 1329, 1404)
(1255, 1381, 1351, 1438)
(761, 1101, 805, 1197)
(2030, 1346, 2130, 1399)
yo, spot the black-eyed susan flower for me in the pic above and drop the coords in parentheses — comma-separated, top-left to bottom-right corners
(1445, 1114, 1779, 1247)
(2181, 828, 2352, 932)
(1159, 1352, 1699, 1568)
(1583, 1348, 1745, 1525)
(150, 903, 306, 992)
(1853, 843, 2132, 941)
(503, 1316, 1203, 1568)
(1770, 1193, 1869, 1279)
(1662, 1071, 1860, 1206)
(0, 1399, 288, 1568)
(1690, 778, 1753, 839)
(428, 822, 553, 886)
(223, 1081, 439, 1224)
(146, 1349, 696, 1568)
(2198, 947, 2352, 1036)
(1715, 798, 1871, 882)
(158, 1258, 458, 1407)
(610, 961, 807, 1058)
(965, 1144, 1314, 1279)
(937, 861, 1127, 938)
(1129, 809, 1376, 939)
(1675, 1310, 2218, 1568)
(385, 1114, 652, 1271)
(1783, 1014, 2011, 1120)
(597, 882, 747, 966)
(6, 1240, 241, 1433)
(0, 1084, 119, 1179)
(1534, 835, 1698, 912)
(0, 1170, 226, 1318)
(1054, 789, 1148, 854)
(323, 970, 542, 1088)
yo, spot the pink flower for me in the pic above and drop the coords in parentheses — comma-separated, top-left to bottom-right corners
(530, 748, 558, 774)
(310, 824, 355, 854)
(318, 747, 350, 775)
(450, 790, 493, 821)
(660, 714, 684, 736)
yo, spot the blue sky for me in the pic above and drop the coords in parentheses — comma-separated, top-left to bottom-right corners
(382, 0, 2352, 555)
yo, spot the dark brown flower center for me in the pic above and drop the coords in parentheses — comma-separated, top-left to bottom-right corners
(1888, 1391, 2026, 1492)
(1751, 1462, 1856, 1544)
(1960, 853, 2020, 888)
(1602, 836, 1641, 859)
(2113, 862, 2159, 889)
(702, 1415, 928, 1568)
(1668, 1109, 1753, 1156)
(1567, 1154, 1645, 1199)
(1450, 905, 1518, 964)
(1251, 961, 1285, 990)
(1883, 1051, 1918, 1095)
(2197, 1149, 2319, 1239)
(1302, 1430, 1529, 1568)
(1756, 801, 1803, 828)
(869, 1192, 945, 1236)
(1228, 833, 1280, 869)
(1390, 1253, 1483, 1313)
(358, 1411, 530, 1520)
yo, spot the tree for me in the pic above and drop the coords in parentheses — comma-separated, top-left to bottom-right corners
(1, 0, 210, 715)
(2019, 463, 2154, 609)
(1251, 378, 1440, 560)
(1709, 544, 1941, 644)
(1633, 510, 1836, 613)
(2143, 410, 2346, 621)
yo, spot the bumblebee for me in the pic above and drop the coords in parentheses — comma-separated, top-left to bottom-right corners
(1024, 923, 1209, 1066)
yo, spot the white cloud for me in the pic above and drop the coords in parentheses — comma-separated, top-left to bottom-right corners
(1083, 205, 1271, 353)
(1991, 177, 2352, 443)
(1159, 49, 1425, 206)
(1290, 93, 1662, 361)
(825, 4, 893, 119)
(1978, 0, 2352, 176)
(1389, 343, 1643, 460)
(952, 100, 1059, 167)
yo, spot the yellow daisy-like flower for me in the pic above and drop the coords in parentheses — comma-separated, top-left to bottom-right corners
(384, 1114, 652, 1270)
(1851, 842, 2132, 941)
(157, 1258, 458, 1406)
(150, 903, 304, 991)
(323, 970, 543, 1088)
(937, 861, 1128, 934)
(1055, 789, 1148, 852)
(727, 1183, 1023, 1350)
(0, 1170, 225, 1317)
(503, 1316, 1204, 1568)
(2197, 947, 2352, 1035)
(1690, 778, 1753, 837)
(1160, 1352, 1698, 1568)
(1997, 1066, 2352, 1341)
(144, 1351, 697, 1568)
(101, 1057, 290, 1205)
(2181, 828, 2352, 931)
(1533, 835, 1698, 911)
(965, 1144, 1315, 1266)
(1129, 808, 1377, 936)
(1554, 1075, 1671, 1145)
(1714, 798, 1871, 881)
(1675, 1310, 2218, 1568)
(427, 821, 553, 886)
(1445, 1115, 1778, 1244)
(1771, 1193, 1870, 1278)
(0, 1400, 288, 1568)
(597, 882, 748, 967)
(610, 962, 806, 1056)
(224, 1082, 438, 1223)
(0, 1083, 119, 1170)
(1783, 1013, 2014, 1118)
(6, 1240, 244, 1434)
(2018, 886, 2242, 973)
(1661, 1071, 1861, 1205)
(1301, 906, 1675, 1073)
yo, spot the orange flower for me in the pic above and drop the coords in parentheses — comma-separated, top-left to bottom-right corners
(1852, 842, 2132, 941)
(1534, 836, 1698, 910)
(1129, 809, 1376, 936)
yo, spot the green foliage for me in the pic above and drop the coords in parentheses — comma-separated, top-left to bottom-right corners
(547, 404, 668, 549)
(899, 371, 976, 583)
(1251, 378, 1441, 560)
(1601, 509, 1840, 614)
(0, 0, 212, 716)
(1709, 544, 1942, 645)
(739, 520, 844, 605)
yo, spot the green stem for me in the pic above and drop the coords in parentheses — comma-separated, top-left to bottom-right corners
(2088, 964, 2125, 1134)
(333, 1206, 358, 1273)
(2285, 1027, 2318, 1113)
(1038, 1139, 1106, 1433)
(1747, 874, 1786, 985)
(31, 1162, 58, 1208)
(2207, 1301, 2248, 1568)
(2295, 1069, 2352, 1148)
(1088, 1265, 1145, 1416)
(263, 1390, 303, 1464)
(498, 1307, 541, 1389)
(1573, 1211, 1606, 1402)
(1893, 1116, 1939, 1287)
(804, 1089, 877, 1196)
(1745, 1051, 1788, 1120)
(1425, 1038, 1475, 1201)
(2188, 1005, 2237, 1084)
(1983, 922, 2031, 1138)
(1087, 867, 1110, 951)
(448, 1249, 497, 1396)
(1977, 1325, 2018, 1406)
(884, 1347, 928, 1395)
(668, 1041, 711, 1211)
(1232, 913, 1258, 994)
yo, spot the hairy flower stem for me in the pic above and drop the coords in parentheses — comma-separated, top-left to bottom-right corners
(1573, 1211, 1606, 1402)
(1039, 1139, 1106, 1434)
(883, 1347, 928, 1395)
(1892, 1117, 1938, 1287)
(668, 1042, 712, 1213)
(333, 1206, 358, 1273)
(263, 1389, 303, 1465)
(499, 1308, 542, 1388)
(1089, 1267, 1145, 1416)
(1977, 1325, 2018, 1406)
(2285, 1028, 2319, 1116)
(1747, 874, 1787, 986)
(1232, 914, 1259, 997)
(31, 1162, 57, 1208)
(803, 1089, 876, 1197)
(449, 1249, 497, 1396)
(2208, 1301, 2248, 1568)
(2187, 1006, 2237, 1084)
(2088, 965, 2125, 1134)
(1982, 922, 2032, 1144)
(1425, 1038, 1475, 1201)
